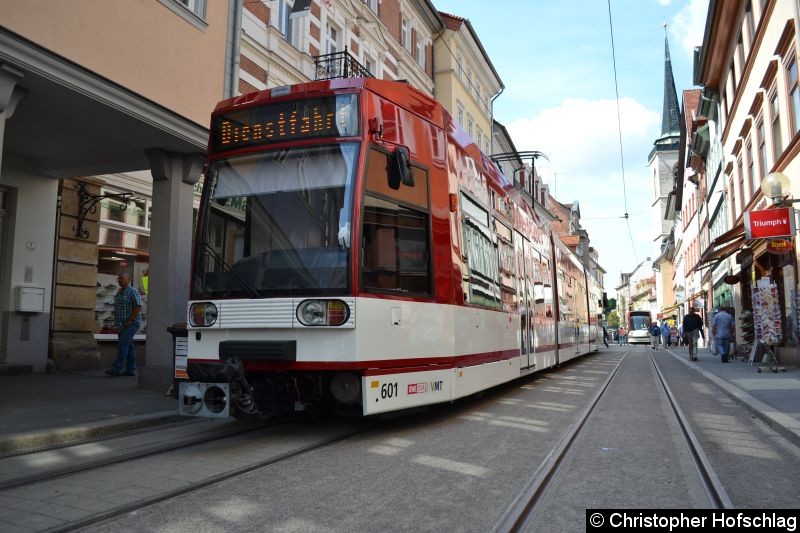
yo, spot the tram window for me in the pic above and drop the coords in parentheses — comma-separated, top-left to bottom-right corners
(365, 148, 427, 208)
(461, 195, 501, 309)
(361, 148, 431, 296)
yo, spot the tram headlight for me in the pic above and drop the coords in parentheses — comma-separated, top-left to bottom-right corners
(189, 302, 218, 327)
(296, 299, 350, 326)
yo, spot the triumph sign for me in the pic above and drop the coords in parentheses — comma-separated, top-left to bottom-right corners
(744, 207, 796, 239)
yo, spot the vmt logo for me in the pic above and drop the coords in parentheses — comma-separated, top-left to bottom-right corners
(408, 381, 444, 395)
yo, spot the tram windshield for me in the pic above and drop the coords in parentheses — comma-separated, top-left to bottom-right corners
(629, 312, 651, 331)
(193, 143, 358, 298)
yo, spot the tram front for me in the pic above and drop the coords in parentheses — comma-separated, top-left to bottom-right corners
(182, 89, 364, 420)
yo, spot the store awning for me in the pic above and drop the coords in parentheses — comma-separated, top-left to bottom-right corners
(661, 302, 682, 315)
(713, 221, 745, 246)
(693, 235, 746, 273)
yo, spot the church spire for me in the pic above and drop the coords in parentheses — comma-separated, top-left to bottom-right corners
(661, 24, 681, 137)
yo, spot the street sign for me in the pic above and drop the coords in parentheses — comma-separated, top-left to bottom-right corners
(744, 207, 796, 239)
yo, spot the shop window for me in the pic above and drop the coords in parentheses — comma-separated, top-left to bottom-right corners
(361, 148, 431, 296)
(104, 228, 123, 246)
(95, 189, 151, 336)
(95, 251, 148, 335)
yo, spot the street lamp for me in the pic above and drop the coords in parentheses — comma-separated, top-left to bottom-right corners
(761, 172, 793, 205)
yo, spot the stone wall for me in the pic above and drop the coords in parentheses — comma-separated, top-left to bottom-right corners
(50, 178, 102, 371)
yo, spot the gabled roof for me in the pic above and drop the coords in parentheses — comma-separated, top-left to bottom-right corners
(438, 11, 504, 89)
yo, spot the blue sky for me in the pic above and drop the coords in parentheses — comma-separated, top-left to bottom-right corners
(432, 0, 709, 294)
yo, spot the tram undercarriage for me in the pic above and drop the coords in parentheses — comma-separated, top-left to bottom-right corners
(180, 360, 363, 420)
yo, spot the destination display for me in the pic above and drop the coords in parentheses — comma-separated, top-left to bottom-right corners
(210, 94, 358, 153)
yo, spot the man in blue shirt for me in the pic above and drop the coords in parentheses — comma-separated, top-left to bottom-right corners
(106, 272, 142, 377)
(711, 307, 735, 363)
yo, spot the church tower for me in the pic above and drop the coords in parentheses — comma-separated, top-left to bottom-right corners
(649, 29, 681, 244)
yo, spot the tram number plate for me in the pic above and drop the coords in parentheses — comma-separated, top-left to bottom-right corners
(380, 382, 398, 399)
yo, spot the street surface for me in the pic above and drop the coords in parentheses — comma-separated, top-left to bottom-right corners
(0, 346, 798, 532)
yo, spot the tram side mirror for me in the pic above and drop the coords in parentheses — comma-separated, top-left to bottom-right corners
(388, 146, 413, 190)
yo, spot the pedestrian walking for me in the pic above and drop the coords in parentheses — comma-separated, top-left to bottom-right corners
(669, 325, 679, 347)
(602, 325, 609, 348)
(711, 307, 735, 363)
(613, 328, 619, 344)
(661, 322, 670, 347)
(618, 326, 627, 344)
(649, 322, 661, 349)
(681, 308, 704, 361)
(106, 272, 142, 377)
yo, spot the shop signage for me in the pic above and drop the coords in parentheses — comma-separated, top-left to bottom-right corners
(766, 238, 794, 255)
(744, 207, 796, 239)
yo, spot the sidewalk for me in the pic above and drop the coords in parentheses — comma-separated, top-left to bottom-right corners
(663, 344, 800, 446)
(1, 370, 182, 455)
(2, 348, 799, 456)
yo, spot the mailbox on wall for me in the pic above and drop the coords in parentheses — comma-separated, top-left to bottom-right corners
(15, 286, 45, 313)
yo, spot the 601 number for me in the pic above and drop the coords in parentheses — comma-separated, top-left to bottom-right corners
(381, 382, 398, 399)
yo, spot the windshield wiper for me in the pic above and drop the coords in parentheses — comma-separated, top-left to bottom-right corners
(201, 241, 261, 299)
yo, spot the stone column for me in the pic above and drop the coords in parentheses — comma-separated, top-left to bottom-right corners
(0, 64, 25, 175)
(50, 179, 103, 371)
(141, 149, 204, 392)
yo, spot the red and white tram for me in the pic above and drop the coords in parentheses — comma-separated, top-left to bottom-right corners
(180, 78, 603, 420)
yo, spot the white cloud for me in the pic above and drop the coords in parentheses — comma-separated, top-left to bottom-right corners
(658, 0, 673, 6)
(671, 0, 710, 56)
(506, 97, 662, 293)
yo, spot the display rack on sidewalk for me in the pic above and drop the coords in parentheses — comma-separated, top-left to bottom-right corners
(749, 282, 786, 373)
(747, 340, 786, 373)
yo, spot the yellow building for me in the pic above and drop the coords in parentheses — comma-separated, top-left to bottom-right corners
(434, 12, 503, 155)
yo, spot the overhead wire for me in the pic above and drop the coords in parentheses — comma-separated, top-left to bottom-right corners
(606, 0, 638, 262)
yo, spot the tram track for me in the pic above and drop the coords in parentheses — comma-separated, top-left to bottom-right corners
(647, 350, 733, 510)
(0, 416, 196, 460)
(51, 421, 371, 532)
(0, 419, 276, 491)
(493, 347, 733, 532)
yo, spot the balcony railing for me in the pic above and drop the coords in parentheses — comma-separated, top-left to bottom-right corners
(314, 47, 372, 81)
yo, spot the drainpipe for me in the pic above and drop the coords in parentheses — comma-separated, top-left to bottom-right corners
(489, 85, 504, 155)
(225, 0, 243, 99)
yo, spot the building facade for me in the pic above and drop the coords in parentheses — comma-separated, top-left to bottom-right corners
(694, 0, 800, 364)
(238, 0, 441, 96)
(434, 12, 503, 156)
(0, 0, 234, 387)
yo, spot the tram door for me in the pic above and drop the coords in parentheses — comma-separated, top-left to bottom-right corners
(515, 232, 533, 369)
